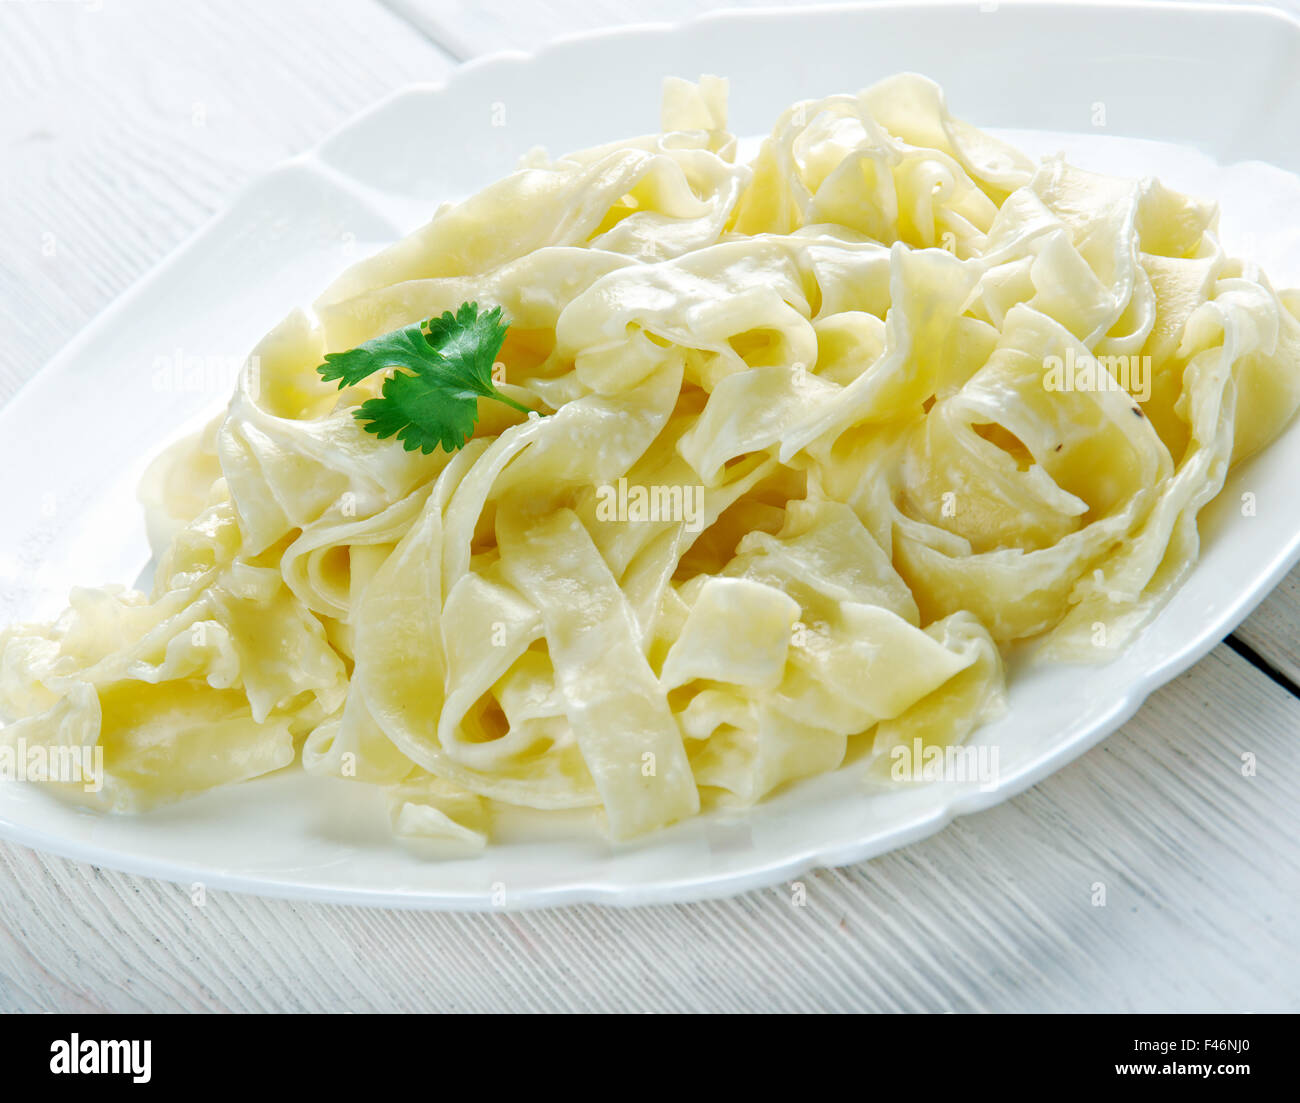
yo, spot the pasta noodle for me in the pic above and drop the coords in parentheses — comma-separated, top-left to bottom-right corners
(3, 73, 1299, 849)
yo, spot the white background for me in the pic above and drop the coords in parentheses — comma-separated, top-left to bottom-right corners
(0, 0, 1297, 1011)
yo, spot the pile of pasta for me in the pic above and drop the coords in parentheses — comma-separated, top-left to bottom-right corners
(4, 74, 1299, 849)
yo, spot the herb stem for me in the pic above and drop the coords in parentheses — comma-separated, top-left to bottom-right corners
(491, 393, 534, 415)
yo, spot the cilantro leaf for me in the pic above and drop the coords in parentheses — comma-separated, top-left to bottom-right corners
(424, 301, 510, 401)
(315, 301, 532, 454)
(354, 368, 483, 455)
(317, 322, 438, 388)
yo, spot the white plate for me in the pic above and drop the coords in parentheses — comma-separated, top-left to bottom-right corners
(3, 0, 1300, 910)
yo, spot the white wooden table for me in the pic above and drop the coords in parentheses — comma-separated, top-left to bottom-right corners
(1, 0, 1296, 1013)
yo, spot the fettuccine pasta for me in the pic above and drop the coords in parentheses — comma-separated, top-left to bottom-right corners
(4, 74, 1299, 851)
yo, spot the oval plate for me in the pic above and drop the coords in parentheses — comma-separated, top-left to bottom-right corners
(2, 0, 1300, 909)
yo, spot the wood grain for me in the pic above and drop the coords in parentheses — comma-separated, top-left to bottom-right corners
(1, 0, 1297, 1013)
(1235, 573, 1300, 687)
(0, 0, 453, 404)
(388, 0, 827, 58)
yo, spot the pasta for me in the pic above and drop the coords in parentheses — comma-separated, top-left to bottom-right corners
(3, 73, 1299, 851)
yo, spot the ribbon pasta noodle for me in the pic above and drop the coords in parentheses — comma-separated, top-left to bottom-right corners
(3, 74, 1299, 851)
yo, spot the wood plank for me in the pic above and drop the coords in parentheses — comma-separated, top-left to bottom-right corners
(0, 0, 455, 406)
(1235, 569, 1300, 687)
(1, 646, 1293, 1011)
(389, 0, 788, 58)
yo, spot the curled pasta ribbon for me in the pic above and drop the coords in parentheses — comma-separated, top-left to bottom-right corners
(3, 73, 1298, 845)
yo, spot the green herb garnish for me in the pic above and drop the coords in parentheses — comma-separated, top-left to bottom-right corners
(316, 302, 531, 454)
